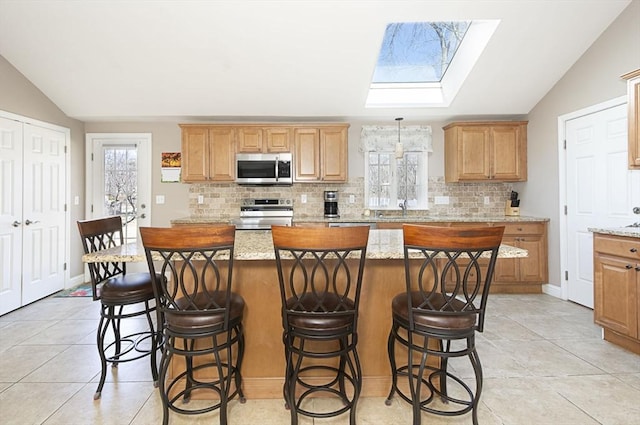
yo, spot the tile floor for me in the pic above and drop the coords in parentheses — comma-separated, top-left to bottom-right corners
(1, 294, 639, 424)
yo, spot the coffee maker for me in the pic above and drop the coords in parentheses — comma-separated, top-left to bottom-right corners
(324, 190, 339, 218)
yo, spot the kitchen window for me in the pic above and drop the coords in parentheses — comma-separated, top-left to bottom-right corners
(361, 125, 432, 211)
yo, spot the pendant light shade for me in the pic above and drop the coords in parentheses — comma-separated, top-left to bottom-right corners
(395, 117, 404, 159)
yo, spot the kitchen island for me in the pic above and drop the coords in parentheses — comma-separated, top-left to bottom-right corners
(173, 215, 549, 293)
(84, 228, 527, 398)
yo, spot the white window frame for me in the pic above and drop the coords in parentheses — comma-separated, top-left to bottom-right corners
(360, 125, 432, 211)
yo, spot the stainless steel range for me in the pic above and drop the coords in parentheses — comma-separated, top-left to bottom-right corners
(232, 198, 293, 230)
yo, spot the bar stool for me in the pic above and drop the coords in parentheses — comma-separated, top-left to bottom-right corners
(385, 224, 504, 425)
(271, 225, 370, 425)
(140, 225, 245, 425)
(77, 216, 160, 400)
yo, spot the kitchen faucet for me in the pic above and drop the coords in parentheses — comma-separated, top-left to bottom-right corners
(399, 199, 407, 217)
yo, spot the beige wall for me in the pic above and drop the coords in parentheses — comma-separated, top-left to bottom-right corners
(0, 55, 86, 279)
(2, 0, 638, 293)
(517, 0, 640, 289)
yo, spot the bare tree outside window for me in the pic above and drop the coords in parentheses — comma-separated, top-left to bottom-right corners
(103, 146, 138, 241)
(372, 21, 470, 83)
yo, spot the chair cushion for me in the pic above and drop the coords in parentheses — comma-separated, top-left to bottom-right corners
(165, 292, 245, 334)
(285, 293, 355, 334)
(99, 272, 156, 304)
(391, 291, 477, 331)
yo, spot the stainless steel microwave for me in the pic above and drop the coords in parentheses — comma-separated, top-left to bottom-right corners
(235, 152, 293, 185)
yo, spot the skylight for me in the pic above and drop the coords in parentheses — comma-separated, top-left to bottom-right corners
(366, 20, 500, 108)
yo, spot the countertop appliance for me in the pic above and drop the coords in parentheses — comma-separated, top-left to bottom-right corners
(236, 152, 292, 185)
(324, 190, 339, 218)
(232, 198, 293, 230)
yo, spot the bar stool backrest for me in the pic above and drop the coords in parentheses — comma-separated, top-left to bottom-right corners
(402, 224, 505, 333)
(77, 216, 127, 301)
(140, 225, 236, 331)
(272, 225, 370, 332)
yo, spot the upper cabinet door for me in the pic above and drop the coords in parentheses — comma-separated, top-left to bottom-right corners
(294, 128, 321, 181)
(181, 125, 235, 182)
(265, 127, 291, 152)
(320, 126, 348, 181)
(208, 127, 236, 181)
(181, 126, 210, 182)
(237, 127, 263, 153)
(444, 121, 527, 182)
(491, 125, 527, 180)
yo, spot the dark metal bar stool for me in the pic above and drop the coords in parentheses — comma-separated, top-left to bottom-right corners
(140, 225, 245, 425)
(271, 225, 370, 425)
(77, 216, 161, 400)
(385, 224, 504, 425)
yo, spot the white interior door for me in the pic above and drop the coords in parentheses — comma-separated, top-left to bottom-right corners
(0, 116, 67, 315)
(85, 134, 152, 272)
(21, 123, 67, 304)
(0, 117, 24, 315)
(565, 102, 639, 308)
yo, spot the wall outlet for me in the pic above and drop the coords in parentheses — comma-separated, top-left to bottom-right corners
(484, 196, 490, 205)
(197, 195, 204, 204)
(156, 195, 165, 204)
(434, 196, 449, 205)
(349, 194, 355, 204)
(301, 194, 307, 204)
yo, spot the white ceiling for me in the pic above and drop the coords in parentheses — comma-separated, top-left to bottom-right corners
(0, 0, 631, 122)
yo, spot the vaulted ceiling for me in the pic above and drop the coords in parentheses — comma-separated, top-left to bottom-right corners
(0, 0, 632, 122)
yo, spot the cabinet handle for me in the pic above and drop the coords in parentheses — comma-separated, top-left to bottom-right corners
(626, 264, 633, 269)
(636, 265, 640, 272)
(631, 247, 638, 253)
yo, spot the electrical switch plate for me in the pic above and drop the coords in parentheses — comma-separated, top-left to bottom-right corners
(349, 195, 355, 204)
(74, 195, 80, 205)
(484, 196, 490, 205)
(197, 195, 204, 204)
(156, 195, 165, 204)
(434, 196, 449, 205)
(301, 194, 307, 204)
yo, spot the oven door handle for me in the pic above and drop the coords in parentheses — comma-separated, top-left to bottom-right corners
(275, 157, 279, 181)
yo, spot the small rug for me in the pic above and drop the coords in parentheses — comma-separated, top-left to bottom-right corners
(54, 283, 93, 298)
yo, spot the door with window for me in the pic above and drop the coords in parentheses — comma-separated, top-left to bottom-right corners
(86, 134, 152, 271)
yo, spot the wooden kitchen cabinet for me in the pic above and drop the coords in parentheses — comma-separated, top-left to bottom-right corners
(443, 121, 527, 182)
(293, 124, 349, 182)
(622, 69, 640, 169)
(237, 126, 291, 153)
(493, 222, 547, 292)
(593, 233, 640, 354)
(180, 125, 235, 182)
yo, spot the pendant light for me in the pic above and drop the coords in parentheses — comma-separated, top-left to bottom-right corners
(395, 117, 404, 159)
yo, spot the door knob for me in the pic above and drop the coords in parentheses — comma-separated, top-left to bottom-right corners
(12, 220, 21, 227)
(25, 219, 40, 225)
(139, 213, 147, 219)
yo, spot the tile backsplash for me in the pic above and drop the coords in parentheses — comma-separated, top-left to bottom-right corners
(187, 177, 513, 219)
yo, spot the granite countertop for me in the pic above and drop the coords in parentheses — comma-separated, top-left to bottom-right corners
(588, 226, 640, 239)
(172, 214, 550, 225)
(82, 229, 528, 263)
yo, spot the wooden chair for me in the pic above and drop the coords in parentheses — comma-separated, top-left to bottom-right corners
(140, 225, 245, 425)
(385, 224, 504, 425)
(271, 225, 370, 425)
(77, 216, 160, 400)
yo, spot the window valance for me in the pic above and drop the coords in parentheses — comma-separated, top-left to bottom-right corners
(359, 125, 433, 153)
